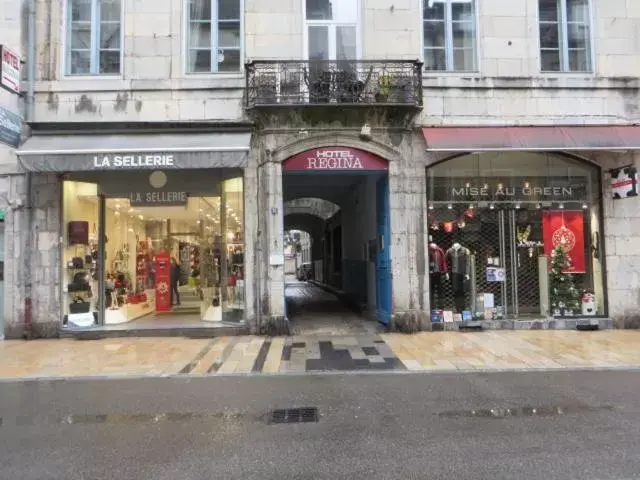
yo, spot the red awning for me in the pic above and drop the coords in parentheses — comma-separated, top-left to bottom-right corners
(422, 126, 640, 152)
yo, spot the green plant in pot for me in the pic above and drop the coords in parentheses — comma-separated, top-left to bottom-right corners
(375, 73, 392, 102)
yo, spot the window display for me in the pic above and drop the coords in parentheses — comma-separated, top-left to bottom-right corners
(62, 173, 245, 328)
(427, 152, 605, 321)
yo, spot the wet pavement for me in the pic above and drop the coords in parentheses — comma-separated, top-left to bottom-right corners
(1, 371, 640, 479)
(2, 284, 640, 379)
(2, 330, 640, 379)
(285, 280, 379, 336)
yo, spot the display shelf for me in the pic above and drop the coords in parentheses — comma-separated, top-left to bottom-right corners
(105, 289, 156, 324)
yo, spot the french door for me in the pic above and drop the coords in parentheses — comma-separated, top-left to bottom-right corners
(307, 24, 358, 61)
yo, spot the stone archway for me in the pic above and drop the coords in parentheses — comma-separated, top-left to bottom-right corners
(284, 198, 340, 220)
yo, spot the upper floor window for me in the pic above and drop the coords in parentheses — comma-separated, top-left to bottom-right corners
(305, 0, 360, 61)
(538, 0, 592, 72)
(423, 0, 477, 72)
(186, 0, 241, 73)
(67, 0, 121, 75)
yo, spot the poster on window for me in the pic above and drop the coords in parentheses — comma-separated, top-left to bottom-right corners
(541, 210, 586, 273)
(155, 251, 171, 312)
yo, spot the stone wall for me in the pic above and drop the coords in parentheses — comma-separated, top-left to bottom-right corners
(30, 0, 640, 126)
(32, 0, 245, 123)
(4, 173, 61, 339)
(599, 152, 640, 323)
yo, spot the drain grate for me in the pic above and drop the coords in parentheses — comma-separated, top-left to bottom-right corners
(269, 407, 319, 424)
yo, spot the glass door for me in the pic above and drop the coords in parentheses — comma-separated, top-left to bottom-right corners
(507, 208, 545, 317)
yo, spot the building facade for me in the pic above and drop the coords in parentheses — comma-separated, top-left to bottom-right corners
(3, 0, 640, 338)
(0, 0, 26, 339)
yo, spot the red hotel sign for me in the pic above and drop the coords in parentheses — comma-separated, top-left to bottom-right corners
(283, 147, 388, 172)
(0, 45, 21, 94)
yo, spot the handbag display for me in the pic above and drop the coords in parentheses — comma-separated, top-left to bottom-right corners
(67, 257, 84, 269)
(68, 271, 90, 292)
(69, 298, 91, 314)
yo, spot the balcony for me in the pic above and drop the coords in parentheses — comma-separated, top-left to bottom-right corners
(245, 60, 423, 109)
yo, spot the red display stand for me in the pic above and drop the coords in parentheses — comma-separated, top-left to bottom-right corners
(155, 251, 171, 312)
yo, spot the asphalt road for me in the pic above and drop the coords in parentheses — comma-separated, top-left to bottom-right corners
(1, 370, 640, 480)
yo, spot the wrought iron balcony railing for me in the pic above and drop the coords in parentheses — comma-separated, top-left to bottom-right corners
(245, 60, 423, 108)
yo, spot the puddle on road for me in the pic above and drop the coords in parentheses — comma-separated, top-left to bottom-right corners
(1, 411, 246, 427)
(440, 405, 616, 419)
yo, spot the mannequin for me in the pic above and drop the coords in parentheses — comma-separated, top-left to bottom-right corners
(446, 242, 472, 313)
(429, 241, 447, 309)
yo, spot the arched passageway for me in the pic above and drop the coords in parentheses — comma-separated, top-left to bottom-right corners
(280, 147, 392, 334)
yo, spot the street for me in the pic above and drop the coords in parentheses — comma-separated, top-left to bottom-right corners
(1, 370, 640, 479)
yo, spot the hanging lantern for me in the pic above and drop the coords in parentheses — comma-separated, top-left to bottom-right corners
(443, 221, 454, 233)
(430, 221, 439, 231)
(464, 209, 475, 219)
(457, 218, 466, 229)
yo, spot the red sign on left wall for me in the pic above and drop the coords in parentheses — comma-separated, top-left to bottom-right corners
(0, 45, 21, 94)
(283, 147, 388, 172)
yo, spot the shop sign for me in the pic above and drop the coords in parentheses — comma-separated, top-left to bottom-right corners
(129, 191, 188, 207)
(0, 106, 21, 147)
(93, 154, 176, 169)
(452, 185, 573, 199)
(0, 45, 21, 94)
(610, 165, 638, 199)
(283, 147, 388, 172)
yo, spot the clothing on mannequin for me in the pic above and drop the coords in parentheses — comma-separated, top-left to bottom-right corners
(446, 242, 471, 278)
(429, 243, 447, 309)
(429, 243, 447, 274)
(446, 243, 472, 313)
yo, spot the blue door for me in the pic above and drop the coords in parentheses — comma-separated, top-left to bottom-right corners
(376, 176, 392, 325)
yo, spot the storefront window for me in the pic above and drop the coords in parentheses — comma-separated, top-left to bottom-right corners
(62, 170, 245, 328)
(426, 152, 604, 320)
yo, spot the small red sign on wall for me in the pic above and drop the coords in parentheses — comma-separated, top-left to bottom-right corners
(283, 147, 388, 172)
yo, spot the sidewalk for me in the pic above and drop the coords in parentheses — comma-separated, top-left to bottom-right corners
(1, 330, 640, 380)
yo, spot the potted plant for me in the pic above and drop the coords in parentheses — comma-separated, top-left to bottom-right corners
(375, 73, 392, 102)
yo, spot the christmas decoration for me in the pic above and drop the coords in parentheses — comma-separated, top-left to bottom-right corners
(549, 245, 580, 316)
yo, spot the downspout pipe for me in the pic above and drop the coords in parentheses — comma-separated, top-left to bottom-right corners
(22, 0, 36, 339)
(27, 0, 35, 123)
